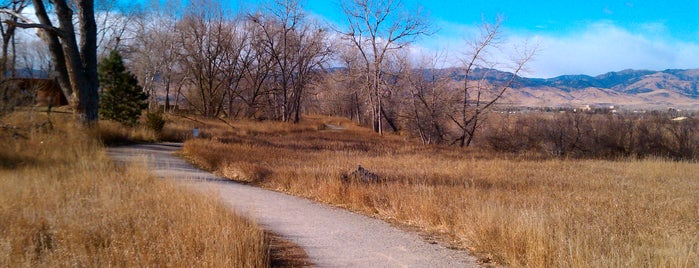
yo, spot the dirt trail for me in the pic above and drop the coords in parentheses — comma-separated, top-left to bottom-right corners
(108, 143, 479, 267)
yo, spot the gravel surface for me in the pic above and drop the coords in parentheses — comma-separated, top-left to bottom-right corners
(108, 143, 479, 267)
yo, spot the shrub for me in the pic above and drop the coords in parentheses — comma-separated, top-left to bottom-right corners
(144, 112, 166, 133)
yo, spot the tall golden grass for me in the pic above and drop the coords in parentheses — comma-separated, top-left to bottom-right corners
(180, 115, 699, 267)
(0, 112, 269, 267)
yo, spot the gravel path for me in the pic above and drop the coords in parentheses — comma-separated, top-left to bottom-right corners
(108, 143, 479, 267)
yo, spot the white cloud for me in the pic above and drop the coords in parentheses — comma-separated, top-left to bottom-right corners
(413, 20, 699, 78)
(519, 22, 699, 78)
(8, 6, 42, 43)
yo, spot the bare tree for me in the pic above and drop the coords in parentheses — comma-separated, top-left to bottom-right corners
(175, 0, 239, 117)
(3, 0, 99, 124)
(400, 53, 452, 144)
(127, 1, 185, 112)
(0, 0, 28, 78)
(93, 0, 139, 56)
(312, 42, 367, 123)
(126, 0, 271, 118)
(340, 0, 430, 134)
(15, 37, 51, 75)
(450, 18, 536, 147)
(237, 21, 275, 118)
(249, 0, 331, 123)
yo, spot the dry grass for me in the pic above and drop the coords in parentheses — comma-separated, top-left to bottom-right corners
(92, 113, 200, 145)
(0, 112, 270, 267)
(179, 114, 699, 267)
(93, 119, 160, 144)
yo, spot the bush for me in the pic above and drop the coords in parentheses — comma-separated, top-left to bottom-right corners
(144, 112, 166, 133)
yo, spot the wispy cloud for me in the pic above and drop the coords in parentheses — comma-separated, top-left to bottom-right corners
(518, 22, 699, 77)
(413, 20, 699, 78)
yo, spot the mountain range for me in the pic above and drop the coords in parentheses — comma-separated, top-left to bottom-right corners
(448, 68, 699, 110)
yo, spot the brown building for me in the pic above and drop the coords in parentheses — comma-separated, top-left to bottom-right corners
(1, 78, 68, 107)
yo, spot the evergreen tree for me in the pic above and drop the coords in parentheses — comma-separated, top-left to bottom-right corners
(98, 50, 148, 126)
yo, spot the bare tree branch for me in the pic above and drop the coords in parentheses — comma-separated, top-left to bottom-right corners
(4, 19, 63, 35)
(339, 0, 431, 134)
(0, 8, 30, 23)
(452, 17, 537, 147)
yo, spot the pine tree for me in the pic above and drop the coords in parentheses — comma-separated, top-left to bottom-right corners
(98, 50, 148, 126)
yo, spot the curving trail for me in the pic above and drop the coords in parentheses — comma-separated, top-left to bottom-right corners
(108, 143, 479, 267)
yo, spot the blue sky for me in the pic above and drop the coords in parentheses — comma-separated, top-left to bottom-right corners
(304, 0, 699, 78)
(120, 0, 698, 78)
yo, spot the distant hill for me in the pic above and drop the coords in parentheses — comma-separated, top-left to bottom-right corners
(448, 68, 699, 109)
(5, 68, 50, 79)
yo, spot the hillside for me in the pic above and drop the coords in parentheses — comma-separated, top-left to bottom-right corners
(451, 68, 699, 109)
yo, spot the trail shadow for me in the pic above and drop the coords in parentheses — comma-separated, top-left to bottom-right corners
(268, 232, 313, 267)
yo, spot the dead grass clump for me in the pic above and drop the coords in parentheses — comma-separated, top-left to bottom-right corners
(219, 162, 273, 183)
(0, 111, 269, 267)
(93, 113, 210, 144)
(179, 114, 699, 267)
(93, 119, 159, 144)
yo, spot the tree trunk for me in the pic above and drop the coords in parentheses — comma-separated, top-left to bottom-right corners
(1, 23, 12, 78)
(374, 68, 382, 135)
(380, 106, 398, 132)
(26, 0, 100, 125)
(77, 0, 99, 124)
(465, 116, 478, 147)
(164, 76, 171, 111)
(32, 0, 73, 102)
(53, 1, 92, 122)
(10, 26, 15, 77)
(293, 88, 301, 123)
(1, 29, 10, 78)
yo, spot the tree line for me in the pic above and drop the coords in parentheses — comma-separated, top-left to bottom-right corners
(481, 111, 699, 160)
(1, 0, 535, 148)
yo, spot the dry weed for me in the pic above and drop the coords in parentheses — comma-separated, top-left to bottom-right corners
(0, 112, 269, 267)
(180, 115, 699, 267)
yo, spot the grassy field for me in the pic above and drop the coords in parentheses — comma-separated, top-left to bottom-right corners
(0, 111, 270, 267)
(179, 115, 699, 267)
